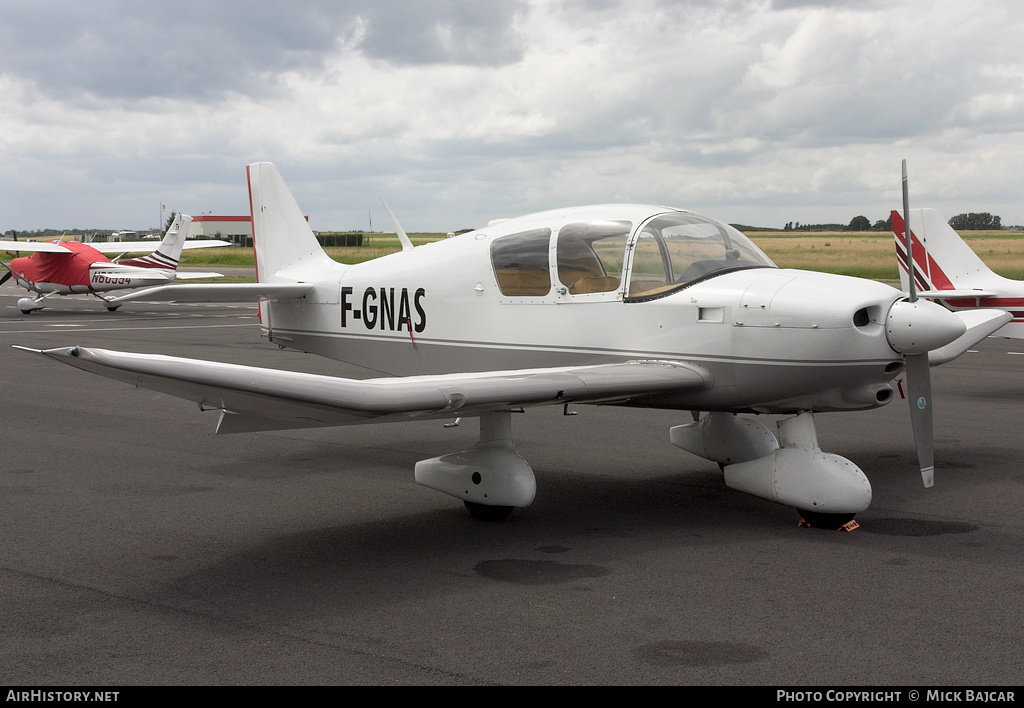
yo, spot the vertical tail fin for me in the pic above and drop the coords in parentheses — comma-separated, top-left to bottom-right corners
(122, 214, 193, 270)
(893, 208, 992, 293)
(246, 162, 342, 283)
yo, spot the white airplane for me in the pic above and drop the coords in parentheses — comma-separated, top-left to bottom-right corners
(893, 208, 1024, 339)
(0, 214, 227, 313)
(18, 163, 1011, 529)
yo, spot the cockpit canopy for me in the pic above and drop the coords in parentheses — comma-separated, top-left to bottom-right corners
(626, 212, 774, 300)
(488, 209, 775, 300)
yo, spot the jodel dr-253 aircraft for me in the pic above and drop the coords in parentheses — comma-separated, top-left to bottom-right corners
(0, 214, 226, 313)
(19, 162, 1011, 529)
(894, 208, 1024, 339)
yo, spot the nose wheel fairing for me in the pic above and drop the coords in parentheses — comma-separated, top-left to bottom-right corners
(672, 412, 872, 521)
(18, 292, 57, 313)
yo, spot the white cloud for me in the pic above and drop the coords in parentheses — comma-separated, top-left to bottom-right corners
(2, 0, 1024, 232)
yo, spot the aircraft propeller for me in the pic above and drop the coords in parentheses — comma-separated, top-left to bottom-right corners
(0, 271, 10, 286)
(893, 160, 936, 488)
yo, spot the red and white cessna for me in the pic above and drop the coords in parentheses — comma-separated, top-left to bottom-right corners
(0, 214, 226, 313)
(20, 163, 1011, 528)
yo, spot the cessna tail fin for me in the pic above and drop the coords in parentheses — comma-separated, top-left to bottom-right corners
(247, 162, 343, 283)
(893, 208, 994, 293)
(121, 214, 193, 270)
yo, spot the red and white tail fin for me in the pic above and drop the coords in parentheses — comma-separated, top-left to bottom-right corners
(893, 208, 993, 294)
(893, 207, 1023, 339)
(121, 214, 194, 270)
(246, 162, 344, 283)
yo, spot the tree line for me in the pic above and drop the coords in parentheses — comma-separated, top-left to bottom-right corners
(781, 212, 1003, 232)
(782, 216, 889, 231)
(947, 212, 1001, 230)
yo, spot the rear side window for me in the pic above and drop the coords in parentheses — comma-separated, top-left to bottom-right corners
(490, 228, 552, 296)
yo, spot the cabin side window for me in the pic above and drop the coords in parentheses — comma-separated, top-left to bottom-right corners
(490, 228, 553, 296)
(555, 220, 631, 295)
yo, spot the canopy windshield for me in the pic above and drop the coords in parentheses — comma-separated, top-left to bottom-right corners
(627, 213, 775, 300)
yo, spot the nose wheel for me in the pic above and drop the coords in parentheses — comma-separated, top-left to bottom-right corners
(18, 295, 50, 314)
(464, 501, 516, 521)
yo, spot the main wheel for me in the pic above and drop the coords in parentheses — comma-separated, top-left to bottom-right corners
(106, 305, 121, 312)
(464, 501, 515, 521)
(798, 509, 857, 530)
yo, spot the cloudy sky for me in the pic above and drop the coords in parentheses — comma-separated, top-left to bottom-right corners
(2, 0, 1023, 233)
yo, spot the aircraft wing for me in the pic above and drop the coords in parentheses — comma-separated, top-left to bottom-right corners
(0, 241, 72, 253)
(18, 346, 712, 434)
(109, 282, 314, 303)
(89, 240, 229, 254)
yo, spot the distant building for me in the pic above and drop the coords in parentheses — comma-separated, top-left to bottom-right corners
(187, 215, 252, 245)
(186, 214, 309, 246)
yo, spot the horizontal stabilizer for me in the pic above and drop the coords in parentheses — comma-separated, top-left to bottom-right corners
(929, 309, 1012, 365)
(181, 240, 232, 250)
(17, 346, 712, 434)
(913, 289, 996, 300)
(109, 282, 314, 303)
(172, 272, 224, 280)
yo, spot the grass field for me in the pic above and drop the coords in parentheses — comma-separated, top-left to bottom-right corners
(179, 230, 1024, 281)
(749, 230, 1024, 280)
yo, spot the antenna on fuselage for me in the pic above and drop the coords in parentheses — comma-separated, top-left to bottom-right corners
(379, 195, 414, 252)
